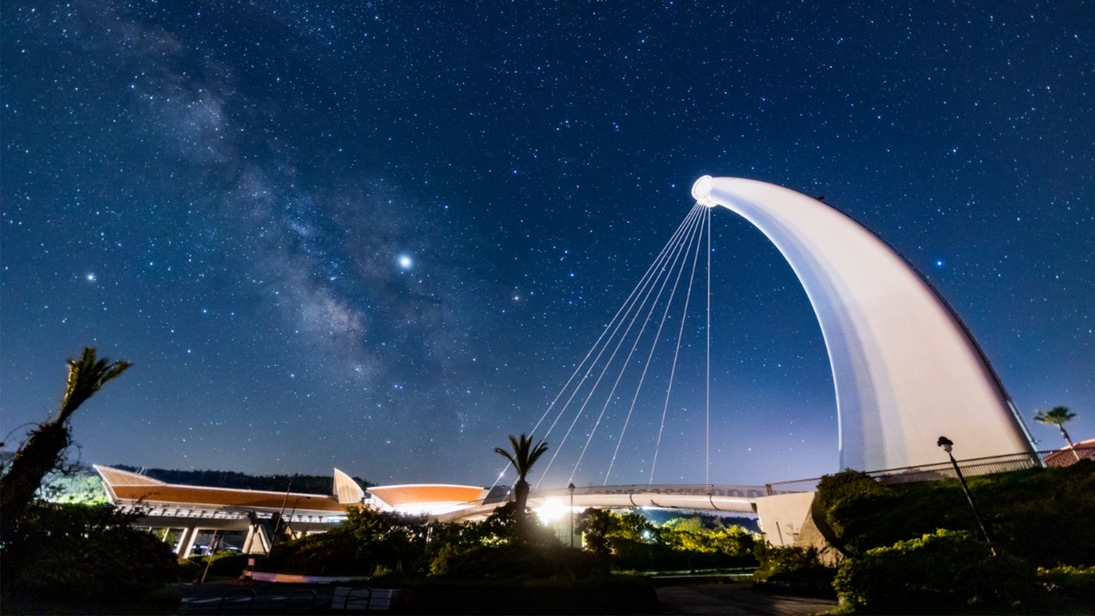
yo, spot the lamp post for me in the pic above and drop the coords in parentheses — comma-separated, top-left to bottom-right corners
(567, 483, 576, 548)
(937, 436, 996, 555)
(271, 476, 293, 549)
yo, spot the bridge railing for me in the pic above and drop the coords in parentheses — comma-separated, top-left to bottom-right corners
(534, 483, 770, 500)
(764, 446, 1094, 495)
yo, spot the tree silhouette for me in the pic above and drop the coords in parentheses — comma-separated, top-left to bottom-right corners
(493, 433, 548, 540)
(0, 348, 131, 544)
(1034, 406, 1080, 461)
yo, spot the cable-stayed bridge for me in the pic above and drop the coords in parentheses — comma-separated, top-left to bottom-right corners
(97, 176, 1044, 554)
(488, 175, 1034, 509)
(439, 483, 770, 523)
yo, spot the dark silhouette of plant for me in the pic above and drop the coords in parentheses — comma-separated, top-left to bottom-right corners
(0, 348, 131, 544)
(833, 529, 1035, 611)
(263, 506, 429, 577)
(576, 507, 616, 557)
(493, 433, 547, 540)
(1035, 406, 1080, 460)
(0, 503, 178, 609)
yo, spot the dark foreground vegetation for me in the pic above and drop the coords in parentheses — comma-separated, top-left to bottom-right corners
(260, 502, 757, 578)
(0, 502, 182, 614)
(4, 466, 1094, 614)
(757, 462, 1095, 613)
(251, 503, 754, 613)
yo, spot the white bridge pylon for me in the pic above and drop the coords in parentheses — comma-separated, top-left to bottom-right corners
(692, 176, 1034, 471)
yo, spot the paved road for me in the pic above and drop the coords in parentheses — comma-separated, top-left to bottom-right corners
(177, 580, 338, 614)
(656, 583, 837, 615)
(177, 579, 838, 615)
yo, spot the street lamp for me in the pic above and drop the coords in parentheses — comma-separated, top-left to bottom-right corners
(937, 436, 996, 555)
(271, 476, 293, 549)
(567, 483, 576, 548)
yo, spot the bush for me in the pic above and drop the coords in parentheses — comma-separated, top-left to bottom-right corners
(1039, 564, 1095, 602)
(262, 507, 430, 576)
(186, 551, 251, 578)
(753, 543, 836, 597)
(574, 508, 758, 572)
(816, 470, 917, 556)
(834, 529, 1037, 612)
(975, 462, 1095, 567)
(817, 464, 1095, 567)
(0, 503, 178, 603)
(177, 557, 204, 582)
(429, 542, 608, 581)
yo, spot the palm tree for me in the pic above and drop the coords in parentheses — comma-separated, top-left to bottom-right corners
(0, 348, 131, 543)
(494, 433, 548, 539)
(1034, 406, 1080, 461)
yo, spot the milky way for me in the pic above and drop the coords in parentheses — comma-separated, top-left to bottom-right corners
(2, 1, 1092, 486)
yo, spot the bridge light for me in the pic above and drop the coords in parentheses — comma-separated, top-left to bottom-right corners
(535, 499, 567, 522)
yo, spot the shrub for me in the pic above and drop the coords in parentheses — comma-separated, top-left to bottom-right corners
(834, 529, 1037, 612)
(188, 551, 251, 578)
(574, 508, 758, 571)
(262, 507, 430, 576)
(817, 464, 1095, 567)
(753, 543, 836, 596)
(1039, 564, 1095, 601)
(177, 557, 204, 582)
(816, 470, 907, 555)
(974, 462, 1095, 567)
(0, 503, 178, 602)
(428, 542, 607, 581)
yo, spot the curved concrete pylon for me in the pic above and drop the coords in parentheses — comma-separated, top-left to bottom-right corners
(692, 176, 1033, 470)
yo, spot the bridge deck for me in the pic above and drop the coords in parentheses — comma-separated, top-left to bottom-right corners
(436, 483, 768, 522)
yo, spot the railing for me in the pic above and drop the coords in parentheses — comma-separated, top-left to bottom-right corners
(535, 482, 770, 500)
(282, 589, 316, 615)
(214, 588, 256, 615)
(765, 446, 1094, 495)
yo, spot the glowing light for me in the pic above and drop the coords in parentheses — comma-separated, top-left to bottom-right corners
(534, 499, 568, 522)
(397, 254, 413, 269)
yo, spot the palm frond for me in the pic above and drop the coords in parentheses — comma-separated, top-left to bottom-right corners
(58, 348, 132, 421)
(494, 447, 517, 469)
(1034, 406, 1075, 427)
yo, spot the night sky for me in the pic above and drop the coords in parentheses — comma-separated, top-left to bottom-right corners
(2, 1, 1092, 488)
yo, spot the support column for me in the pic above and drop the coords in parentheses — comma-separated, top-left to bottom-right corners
(176, 525, 200, 557)
(242, 524, 270, 555)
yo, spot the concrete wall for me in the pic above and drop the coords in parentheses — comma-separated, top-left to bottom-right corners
(752, 492, 817, 547)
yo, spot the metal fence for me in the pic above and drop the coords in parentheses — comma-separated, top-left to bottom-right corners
(765, 445, 1094, 495)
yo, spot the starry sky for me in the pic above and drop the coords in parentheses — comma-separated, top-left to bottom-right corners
(2, 1, 1093, 488)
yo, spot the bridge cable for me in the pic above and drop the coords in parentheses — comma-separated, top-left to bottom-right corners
(535, 205, 701, 450)
(529, 202, 703, 442)
(565, 205, 708, 484)
(604, 206, 705, 487)
(649, 206, 707, 483)
(563, 217, 697, 483)
(537, 205, 706, 487)
(503, 206, 702, 490)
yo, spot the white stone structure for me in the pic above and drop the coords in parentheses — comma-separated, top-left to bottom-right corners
(691, 176, 1033, 470)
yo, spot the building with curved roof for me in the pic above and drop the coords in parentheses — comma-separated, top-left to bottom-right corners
(94, 465, 495, 554)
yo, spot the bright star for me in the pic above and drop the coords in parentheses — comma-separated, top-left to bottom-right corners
(397, 254, 413, 270)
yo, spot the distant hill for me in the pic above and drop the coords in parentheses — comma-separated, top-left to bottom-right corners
(112, 465, 372, 495)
